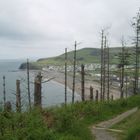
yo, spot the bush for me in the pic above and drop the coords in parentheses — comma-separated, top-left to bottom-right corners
(126, 125, 140, 140)
(0, 110, 56, 140)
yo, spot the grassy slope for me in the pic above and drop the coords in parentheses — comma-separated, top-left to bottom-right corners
(1, 95, 140, 140)
(36, 46, 135, 66)
(19, 47, 135, 69)
(37, 48, 101, 66)
(112, 109, 140, 140)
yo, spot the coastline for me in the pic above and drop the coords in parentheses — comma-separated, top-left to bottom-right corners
(42, 70, 121, 100)
(50, 80, 80, 96)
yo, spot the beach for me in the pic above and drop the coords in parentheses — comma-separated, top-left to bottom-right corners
(42, 70, 121, 100)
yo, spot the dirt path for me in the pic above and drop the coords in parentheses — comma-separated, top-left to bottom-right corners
(91, 107, 138, 140)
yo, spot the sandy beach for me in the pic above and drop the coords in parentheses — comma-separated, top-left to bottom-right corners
(42, 70, 121, 100)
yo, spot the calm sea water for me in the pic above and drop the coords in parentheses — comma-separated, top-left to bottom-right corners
(0, 60, 80, 109)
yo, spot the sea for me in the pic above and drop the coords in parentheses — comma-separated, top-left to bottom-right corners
(0, 59, 80, 109)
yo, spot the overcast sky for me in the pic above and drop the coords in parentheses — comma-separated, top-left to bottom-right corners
(0, 0, 139, 59)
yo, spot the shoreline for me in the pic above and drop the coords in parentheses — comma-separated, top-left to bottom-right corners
(50, 80, 80, 97)
(42, 70, 121, 100)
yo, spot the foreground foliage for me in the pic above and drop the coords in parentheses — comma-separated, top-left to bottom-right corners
(112, 108, 140, 140)
(0, 95, 140, 140)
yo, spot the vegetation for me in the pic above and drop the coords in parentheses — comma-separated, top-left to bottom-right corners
(19, 47, 136, 69)
(112, 108, 140, 140)
(0, 95, 140, 140)
(19, 62, 42, 70)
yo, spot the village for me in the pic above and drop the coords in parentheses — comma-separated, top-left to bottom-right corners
(42, 63, 137, 91)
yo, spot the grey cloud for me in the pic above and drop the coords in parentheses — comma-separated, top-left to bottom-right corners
(0, 0, 139, 59)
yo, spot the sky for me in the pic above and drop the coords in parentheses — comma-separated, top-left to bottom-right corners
(0, 0, 139, 59)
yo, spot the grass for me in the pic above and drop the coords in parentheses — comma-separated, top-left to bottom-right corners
(35, 47, 136, 66)
(37, 48, 101, 66)
(19, 47, 137, 72)
(0, 95, 140, 140)
(0, 109, 56, 140)
(111, 109, 140, 140)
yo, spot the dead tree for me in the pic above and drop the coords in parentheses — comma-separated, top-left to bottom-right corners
(111, 95, 114, 101)
(3, 76, 6, 109)
(100, 32, 110, 101)
(65, 48, 67, 105)
(72, 41, 77, 103)
(124, 48, 130, 98)
(107, 44, 110, 101)
(103, 36, 107, 100)
(81, 64, 85, 101)
(34, 72, 42, 108)
(4, 101, 12, 112)
(132, 11, 140, 94)
(27, 59, 31, 110)
(16, 80, 21, 112)
(33, 72, 54, 108)
(100, 30, 104, 100)
(125, 73, 128, 98)
(95, 90, 99, 102)
(119, 43, 125, 98)
(90, 86, 93, 100)
(117, 39, 130, 98)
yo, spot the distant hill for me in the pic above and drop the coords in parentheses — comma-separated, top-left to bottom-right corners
(37, 47, 134, 65)
(37, 48, 101, 65)
(19, 47, 135, 69)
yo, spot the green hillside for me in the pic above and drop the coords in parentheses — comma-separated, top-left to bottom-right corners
(37, 48, 100, 66)
(19, 47, 135, 69)
(36, 46, 135, 66)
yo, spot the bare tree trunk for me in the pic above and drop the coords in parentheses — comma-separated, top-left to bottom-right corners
(100, 30, 104, 101)
(72, 41, 77, 103)
(96, 90, 99, 102)
(111, 95, 114, 101)
(16, 80, 21, 112)
(27, 59, 31, 110)
(90, 86, 93, 101)
(65, 48, 67, 105)
(120, 44, 125, 98)
(4, 101, 12, 112)
(81, 64, 85, 101)
(3, 76, 6, 110)
(34, 72, 42, 108)
(125, 73, 128, 98)
(107, 45, 110, 101)
(103, 36, 107, 100)
(133, 12, 140, 95)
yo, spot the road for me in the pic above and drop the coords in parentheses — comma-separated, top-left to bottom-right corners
(91, 107, 138, 140)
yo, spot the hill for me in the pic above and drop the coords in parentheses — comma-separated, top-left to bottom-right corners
(37, 48, 101, 65)
(37, 47, 134, 65)
(19, 47, 135, 69)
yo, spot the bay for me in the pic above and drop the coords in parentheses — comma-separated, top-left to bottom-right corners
(0, 59, 80, 109)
